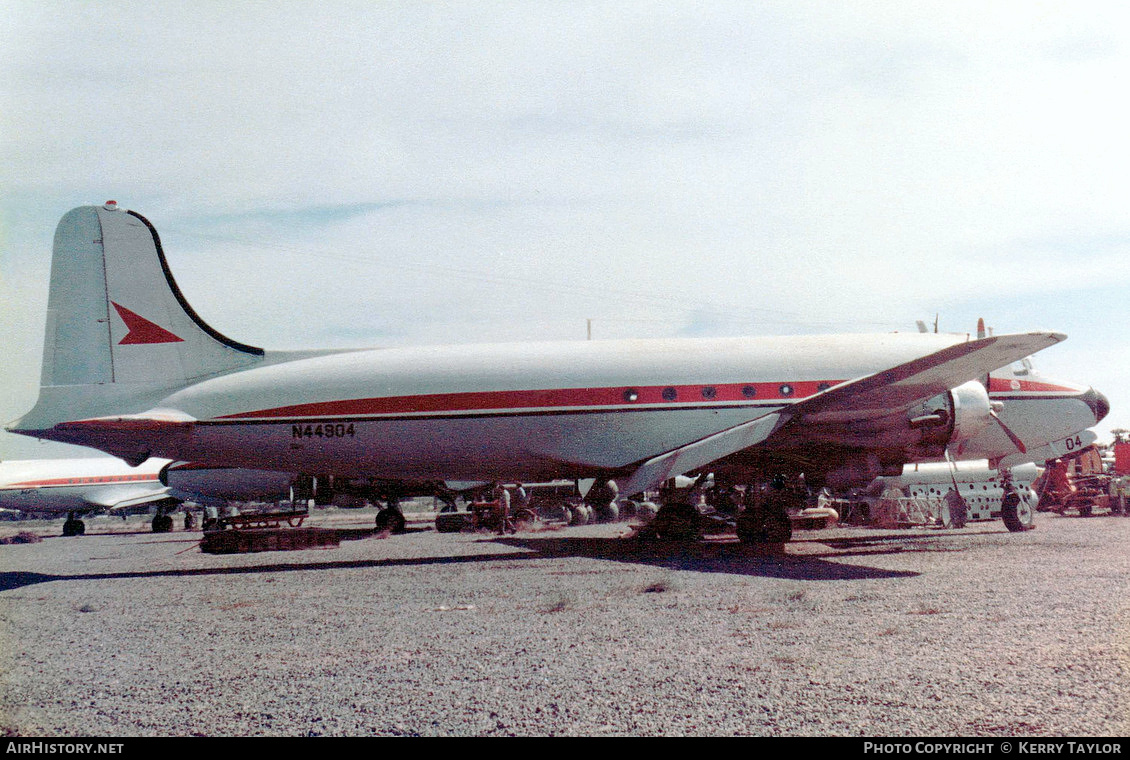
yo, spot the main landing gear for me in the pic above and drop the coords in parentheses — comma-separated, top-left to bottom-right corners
(1000, 472, 1036, 533)
(638, 475, 801, 545)
(735, 477, 796, 545)
(151, 506, 175, 533)
(62, 512, 86, 537)
(374, 496, 407, 534)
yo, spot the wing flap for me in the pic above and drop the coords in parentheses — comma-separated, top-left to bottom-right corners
(617, 412, 783, 496)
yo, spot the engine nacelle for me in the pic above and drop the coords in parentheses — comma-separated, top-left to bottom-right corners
(947, 380, 994, 449)
(162, 463, 294, 504)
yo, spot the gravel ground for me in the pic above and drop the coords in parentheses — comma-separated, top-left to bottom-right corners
(1, 509, 1128, 737)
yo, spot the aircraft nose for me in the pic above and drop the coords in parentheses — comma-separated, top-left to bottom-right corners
(1081, 387, 1110, 424)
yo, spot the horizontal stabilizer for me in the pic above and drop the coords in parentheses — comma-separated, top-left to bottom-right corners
(49, 411, 197, 466)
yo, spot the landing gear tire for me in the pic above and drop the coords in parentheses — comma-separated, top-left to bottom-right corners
(512, 508, 538, 530)
(736, 509, 763, 544)
(651, 502, 701, 542)
(375, 508, 407, 534)
(151, 514, 173, 533)
(435, 512, 467, 533)
(62, 518, 85, 537)
(1002, 498, 1035, 532)
(568, 504, 592, 526)
(592, 502, 620, 523)
(737, 508, 792, 544)
(764, 510, 792, 543)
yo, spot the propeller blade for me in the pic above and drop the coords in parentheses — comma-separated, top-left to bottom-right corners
(990, 409, 1026, 454)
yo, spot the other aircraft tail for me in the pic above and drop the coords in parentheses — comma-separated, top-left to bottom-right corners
(12, 202, 265, 432)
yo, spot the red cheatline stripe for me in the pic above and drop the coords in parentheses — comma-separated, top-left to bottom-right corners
(5, 475, 159, 488)
(987, 378, 1078, 393)
(217, 380, 846, 420)
(58, 418, 192, 431)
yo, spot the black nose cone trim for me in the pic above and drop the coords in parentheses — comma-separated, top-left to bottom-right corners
(1082, 388, 1110, 424)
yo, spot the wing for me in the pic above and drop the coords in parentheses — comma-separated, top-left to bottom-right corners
(616, 332, 1065, 495)
(790, 331, 1064, 424)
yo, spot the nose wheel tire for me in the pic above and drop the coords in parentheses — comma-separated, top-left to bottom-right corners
(1002, 497, 1036, 532)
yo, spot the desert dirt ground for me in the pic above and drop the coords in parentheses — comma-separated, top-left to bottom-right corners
(1, 508, 1128, 736)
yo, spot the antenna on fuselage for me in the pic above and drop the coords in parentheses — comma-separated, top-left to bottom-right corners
(915, 314, 940, 333)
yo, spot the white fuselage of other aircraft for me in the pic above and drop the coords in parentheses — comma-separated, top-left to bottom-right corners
(0, 458, 170, 515)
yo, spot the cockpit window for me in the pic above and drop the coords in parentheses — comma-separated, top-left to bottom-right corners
(1011, 358, 1033, 376)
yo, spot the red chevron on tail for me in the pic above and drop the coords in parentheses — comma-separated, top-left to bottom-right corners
(111, 302, 183, 345)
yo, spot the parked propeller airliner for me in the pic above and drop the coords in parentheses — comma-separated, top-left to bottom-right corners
(0, 456, 307, 535)
(6, 203, 1110, 542)
(0, 457, 175, 535)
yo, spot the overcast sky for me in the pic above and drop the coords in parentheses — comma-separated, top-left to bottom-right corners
(3, 1, 1130, 459)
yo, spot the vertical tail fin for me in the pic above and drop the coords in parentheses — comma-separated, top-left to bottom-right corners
(43, 203, 262, 387)
(15, 203, 263, 431)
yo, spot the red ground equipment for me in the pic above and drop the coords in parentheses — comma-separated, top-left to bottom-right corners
(1035, 445, 1119, 517)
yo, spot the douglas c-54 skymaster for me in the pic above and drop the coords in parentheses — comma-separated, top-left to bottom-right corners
(7, 203, 1110, 542)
